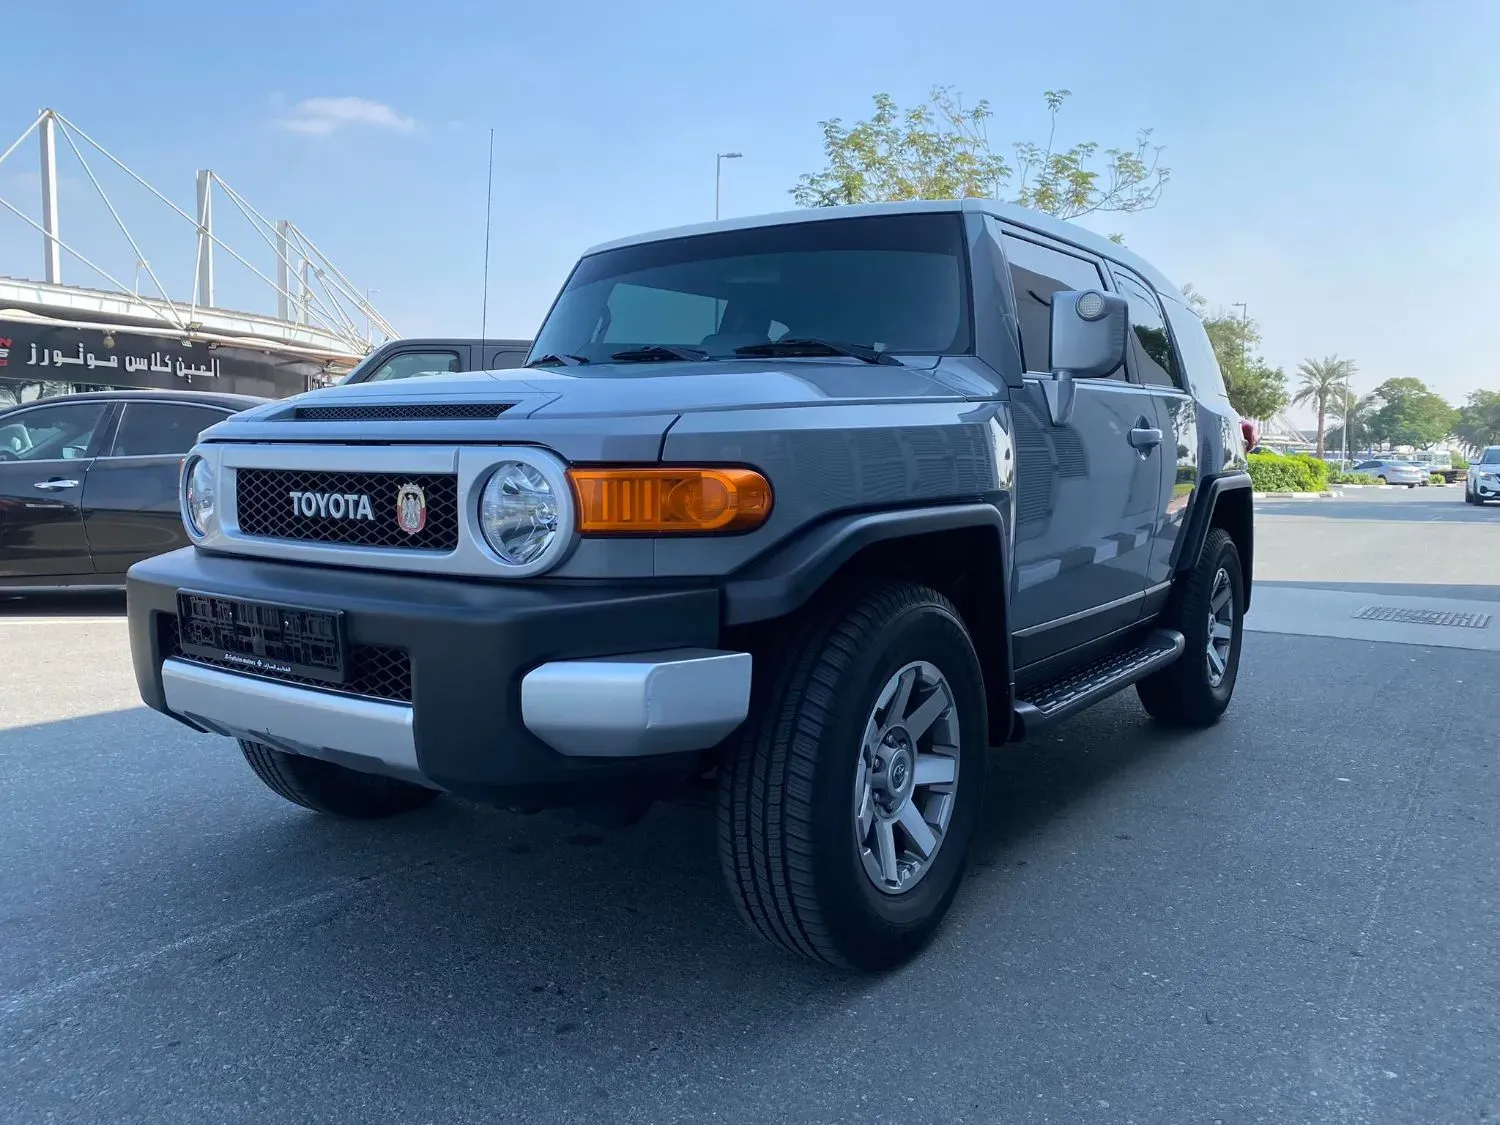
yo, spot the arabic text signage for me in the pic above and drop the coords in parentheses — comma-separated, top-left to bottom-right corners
(0, 321, 321, 398)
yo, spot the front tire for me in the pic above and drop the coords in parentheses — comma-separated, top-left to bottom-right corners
(239, 739, 440, 818)
(1136, 527, 1245, 728)
(717, 581, 987, 971)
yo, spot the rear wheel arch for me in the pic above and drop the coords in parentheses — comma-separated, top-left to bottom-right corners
(1178, 475, 1254, 611)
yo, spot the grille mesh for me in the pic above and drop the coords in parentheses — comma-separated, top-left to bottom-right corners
(294, 403, 511, 421)
(234, 469, 459, 550)
(160, 614, 412, 703)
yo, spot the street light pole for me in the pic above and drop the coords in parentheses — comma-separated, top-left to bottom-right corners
(1230, 302, 1253, 433)
(715, 151, 742, 220)
(1342, 372, 1353, 463)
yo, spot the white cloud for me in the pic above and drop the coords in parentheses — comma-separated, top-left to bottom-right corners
(276, 97, 415, 136)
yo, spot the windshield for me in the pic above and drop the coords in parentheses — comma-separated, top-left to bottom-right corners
(527, 213, 972, 366)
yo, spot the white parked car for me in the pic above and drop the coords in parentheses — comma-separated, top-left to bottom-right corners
(1350, 458, 1425, 487)
(1465, 446, 1500, 505)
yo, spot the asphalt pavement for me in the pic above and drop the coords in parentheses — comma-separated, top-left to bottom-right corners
(2, 487, 1497, 1125)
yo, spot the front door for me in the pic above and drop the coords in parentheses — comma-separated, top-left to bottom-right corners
(999, 232, 1165, 668)
(1109, 266, 1202, 596)
(0, 399, 114, 581)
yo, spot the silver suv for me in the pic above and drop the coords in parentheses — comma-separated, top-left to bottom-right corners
(124, 200, 1254, 970)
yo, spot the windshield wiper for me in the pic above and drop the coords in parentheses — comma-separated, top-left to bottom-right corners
(608, 344, 709, 363)
(733, 337, 899, 365)
(525, 352, 590, 368)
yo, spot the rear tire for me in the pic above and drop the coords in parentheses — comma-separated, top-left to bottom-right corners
(717, 581, 988, 971)
(239, 739, 439, 819)
(1136, 527, 1245, 728)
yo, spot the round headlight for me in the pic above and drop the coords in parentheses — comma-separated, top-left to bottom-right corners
(183, 456, 216, 537)
(479, 460, 561, 566)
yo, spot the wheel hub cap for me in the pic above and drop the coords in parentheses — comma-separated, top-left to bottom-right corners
(1205, 567, 1235, 688)
(853, 661, 961, 896)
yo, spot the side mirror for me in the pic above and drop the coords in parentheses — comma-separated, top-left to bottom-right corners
(1041, 289, 1129, 426)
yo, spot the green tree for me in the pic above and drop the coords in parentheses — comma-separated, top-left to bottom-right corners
(1292, 355, 1357, 458)
(1453, 389, 1500, 452)
(1180, 284, 1289, 421)
(1365, 377, 1457, 448)
(792, 88, 1168, 224)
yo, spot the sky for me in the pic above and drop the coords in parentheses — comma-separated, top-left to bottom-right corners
(2, 0, 1497, 423)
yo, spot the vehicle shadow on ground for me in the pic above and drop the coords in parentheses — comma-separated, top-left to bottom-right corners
(2, 697, 1185, 1096)
(0, 591, 126, 617)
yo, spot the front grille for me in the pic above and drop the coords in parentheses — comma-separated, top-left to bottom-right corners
(234, 469, 459, 550)
(159, 614, 412, 703)
(294, 403, 512, 421)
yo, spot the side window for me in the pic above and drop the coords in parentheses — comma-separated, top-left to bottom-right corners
(484, 348, 528, 370)
(600, 283, 722, 344)
(999, 234, 1109, 374)
(1111, 269, 1182, 388)
(364, 350, 462, 383)
(0, 402, 109, 462)
(109, 403, 228, 457)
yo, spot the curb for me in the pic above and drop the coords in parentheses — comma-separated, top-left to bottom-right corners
(1253, 491, 1338, 499)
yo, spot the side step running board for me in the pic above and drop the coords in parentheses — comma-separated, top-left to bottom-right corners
(1011, 629, 1185, 739)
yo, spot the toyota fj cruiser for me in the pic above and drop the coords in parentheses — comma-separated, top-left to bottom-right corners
(125, 199, 1253, 971)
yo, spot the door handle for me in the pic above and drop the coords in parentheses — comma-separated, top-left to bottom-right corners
(1128, 427, 1163, 451)
(33, 478, 80, 491)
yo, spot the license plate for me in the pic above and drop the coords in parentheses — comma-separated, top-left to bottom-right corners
(176, 591, 347, 684)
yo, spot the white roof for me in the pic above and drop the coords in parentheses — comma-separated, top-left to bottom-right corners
(581, 198, 1179, 298)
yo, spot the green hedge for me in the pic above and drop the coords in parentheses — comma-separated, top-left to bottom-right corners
(1330, 471, 1377, 485)
(1248, 451, 1331, 492)
(1431, 473, 1446, 485)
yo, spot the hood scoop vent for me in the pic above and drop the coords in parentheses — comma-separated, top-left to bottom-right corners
(292, 402, 515, 422)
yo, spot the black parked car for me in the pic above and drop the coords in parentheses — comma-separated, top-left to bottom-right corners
(0, 389, 266, 592)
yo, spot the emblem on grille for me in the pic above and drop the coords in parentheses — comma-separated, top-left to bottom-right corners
(288, 490, 375, 520)
(395, 482, 428, 536)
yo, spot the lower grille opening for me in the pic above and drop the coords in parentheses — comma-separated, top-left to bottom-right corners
(159, 614, 412, 703)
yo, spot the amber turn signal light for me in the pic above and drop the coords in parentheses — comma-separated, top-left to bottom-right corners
(567, 467, 772, 534)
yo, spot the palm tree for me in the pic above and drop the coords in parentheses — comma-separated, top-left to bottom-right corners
(1293, 355, 1358, 458)
(1325, 388, 1379, 458)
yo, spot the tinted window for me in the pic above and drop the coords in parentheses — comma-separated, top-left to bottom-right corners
(530, 213, 972, 363)
(110, 403, 228, 457)
(484, 348, 528, 370)
(600, 284, 723, 343)
(1481, 448, 1500, 465)
(1001, 234, 1108, 374)
(1111, 269, 1180, 388)
(0, 402, 109, 461)
(363, 351, 462, 383)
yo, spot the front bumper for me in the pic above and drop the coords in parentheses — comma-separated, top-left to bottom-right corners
(127, 548, 751, 807)
(1475, 476, 1500, 498)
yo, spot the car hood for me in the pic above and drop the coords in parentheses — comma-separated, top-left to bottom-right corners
(199, 358, 967, 463)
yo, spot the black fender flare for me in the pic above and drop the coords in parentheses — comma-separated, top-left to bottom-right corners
(1175, 470, 1254, 606)
(721, 502, 1009, 627)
